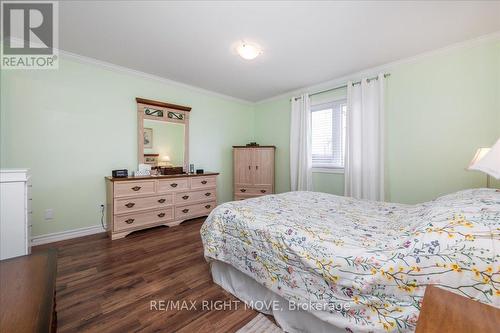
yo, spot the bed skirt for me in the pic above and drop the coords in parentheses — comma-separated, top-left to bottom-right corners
(210, 261, 344, 333)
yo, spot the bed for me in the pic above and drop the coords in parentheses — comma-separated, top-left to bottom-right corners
(200, 189, 500, 332)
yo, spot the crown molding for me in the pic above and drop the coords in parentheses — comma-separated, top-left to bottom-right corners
(59, 49, 254, 105)
(1, 37, 253, 105)
(256, 30, 500, 105)
(5, 31, 500, 107)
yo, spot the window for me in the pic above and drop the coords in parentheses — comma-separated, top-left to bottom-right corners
(311, 100, 347, 169)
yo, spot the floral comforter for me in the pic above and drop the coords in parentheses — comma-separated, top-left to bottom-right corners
(200, 189, 500, 332)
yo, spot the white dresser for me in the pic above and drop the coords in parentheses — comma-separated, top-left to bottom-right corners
(0, 169, 31, 260)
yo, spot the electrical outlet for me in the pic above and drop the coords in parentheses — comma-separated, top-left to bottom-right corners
(44, 208, 54, 220)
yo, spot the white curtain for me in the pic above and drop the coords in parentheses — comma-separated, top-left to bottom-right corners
(290, 94, 313, 191)
(344, 74, 385, 201)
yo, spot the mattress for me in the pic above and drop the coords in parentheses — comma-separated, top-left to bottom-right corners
(201, 189, 500, 332)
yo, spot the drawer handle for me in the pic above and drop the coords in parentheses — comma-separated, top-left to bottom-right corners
(131, 186, 142, 191)
(205, 192, 211, 197)
(125, 202, 135, 208)
(182, 195, 189, 200)
(201, 180, 208, 184)
(158, 198, 166, 203)
(205, 205, 211, 209)
(182, 208, 189, 213)
(125, 218, 135, 224)
(170, 183, 178, 188)
(158, 213, 166, 218)
(240, 189, 246, 193)
(260, 190, 266, 193)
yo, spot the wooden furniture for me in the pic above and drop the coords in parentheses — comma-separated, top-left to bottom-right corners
(0, 169, 32, 260)
(106, 173, 218, 240)
(416, 285, 500, 333)
(233, 146, 275, 200)
(137, 97, 191, 172)
(0, 249, 57, 333)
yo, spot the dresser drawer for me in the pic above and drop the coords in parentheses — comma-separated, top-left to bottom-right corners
(175, 201, 216, 219)
(235, 185, 273, 196)
(114, 208, 174, 231)
(158, 178, 189, 192)
(114, 194, 174, 214)
(114, 180, 156, 198)
(190, 176, 217, 190)
(174, 189, 216, 205)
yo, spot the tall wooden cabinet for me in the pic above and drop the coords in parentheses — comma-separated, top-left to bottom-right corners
(233, 146, 275, 200)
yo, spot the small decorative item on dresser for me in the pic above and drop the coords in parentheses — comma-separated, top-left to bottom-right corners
(190, 164, 195, 173)
(112, 169, 128, 178)
(246, 142, 259, 147)
(196, 169, 204, 174)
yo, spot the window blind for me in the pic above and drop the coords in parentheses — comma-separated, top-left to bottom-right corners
(311, 100, 347, 168)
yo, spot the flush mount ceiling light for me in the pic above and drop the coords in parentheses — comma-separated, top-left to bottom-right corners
(236, 41, 262, 60)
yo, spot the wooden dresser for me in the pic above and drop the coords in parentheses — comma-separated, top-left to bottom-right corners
(233, 146, 275, 200)
(0, 249, 57, 333)
(106, 173, 218, 240)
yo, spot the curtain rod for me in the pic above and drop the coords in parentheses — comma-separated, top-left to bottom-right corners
(292, 73, 391, 101)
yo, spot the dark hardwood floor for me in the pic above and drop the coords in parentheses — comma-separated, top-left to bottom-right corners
(34, 218, 258, 333)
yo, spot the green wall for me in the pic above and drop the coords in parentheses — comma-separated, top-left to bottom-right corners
(255, 39, 500, 203)
(0, 57, 254, 236)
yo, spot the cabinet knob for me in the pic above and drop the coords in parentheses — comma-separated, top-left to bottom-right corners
(125, 202, 135, 208)
(158, 198, 166, 203)
(125, 218, 135, 224)
(260, 190, 266, 193)
(182, 195, 189, 200)
(201, 180, 208, 185)
(205, 192, 211, 196)
(157, 213, 166, 218)
(248, 166, 251, 170)
(182, 208, 189, 213)
(205, 205, 211, 209)
(240, 189, 246, 193)
(256, 165, 259, 170)
(131, 186, 141, 191)
(170, 183, 178, 188)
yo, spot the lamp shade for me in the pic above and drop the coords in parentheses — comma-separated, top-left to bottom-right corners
(468, 139, 500, 179)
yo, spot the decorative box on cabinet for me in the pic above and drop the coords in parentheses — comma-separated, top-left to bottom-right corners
(0, 169, 31, 260)
(105, 173, 218, 240)
(233, 146, 275, 200)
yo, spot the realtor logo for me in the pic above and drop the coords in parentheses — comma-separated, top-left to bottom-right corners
(1, 1, 58, 69)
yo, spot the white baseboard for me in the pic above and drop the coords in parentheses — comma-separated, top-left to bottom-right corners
(31, 224, 107, 246)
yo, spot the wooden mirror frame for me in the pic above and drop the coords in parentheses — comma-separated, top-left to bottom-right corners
(136, 97, 191, 173)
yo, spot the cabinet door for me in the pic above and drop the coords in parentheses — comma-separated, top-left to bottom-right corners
(252, 148, 274, 187)
(234, 148, 253, 186)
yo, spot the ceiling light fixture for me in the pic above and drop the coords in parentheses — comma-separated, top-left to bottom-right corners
(236, 41, 262, 60)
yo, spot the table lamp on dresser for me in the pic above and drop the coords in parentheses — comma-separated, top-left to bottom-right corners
(468, 138, 500, 188)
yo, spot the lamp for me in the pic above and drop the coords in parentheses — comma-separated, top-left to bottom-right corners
(160, 155, 172, 167)
(468, 138, 500, 188)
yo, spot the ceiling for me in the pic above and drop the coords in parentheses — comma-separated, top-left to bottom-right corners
(58, 1, 500, 102)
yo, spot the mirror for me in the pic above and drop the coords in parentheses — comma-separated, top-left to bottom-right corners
(136, 98, 191, 174)
(143, 119, 185, 167)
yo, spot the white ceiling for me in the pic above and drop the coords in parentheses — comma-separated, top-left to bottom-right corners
(59, 1, 500, 102)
